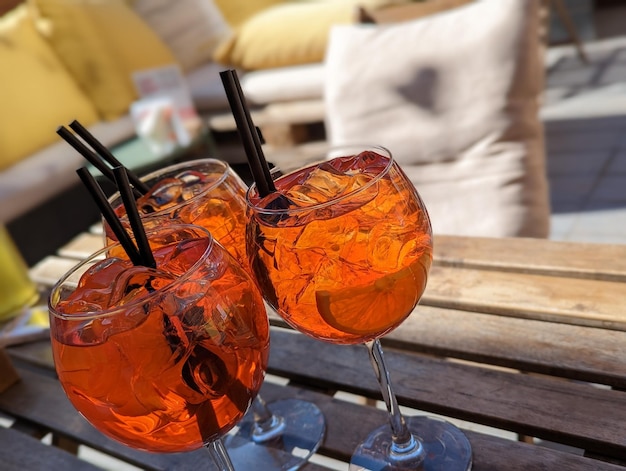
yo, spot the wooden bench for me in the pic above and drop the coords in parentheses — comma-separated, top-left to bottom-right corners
(0, 427, 104, 471)
(2, 234, 626, 470)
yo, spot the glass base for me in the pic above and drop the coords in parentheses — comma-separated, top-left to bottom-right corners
(350, 416, 472, 471)
(225, 399, 326, 471)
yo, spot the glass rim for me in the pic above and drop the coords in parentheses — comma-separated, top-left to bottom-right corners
(245, 144, 394, 215)
(107, 158, 234, 218)
(48, 224, 215, 321)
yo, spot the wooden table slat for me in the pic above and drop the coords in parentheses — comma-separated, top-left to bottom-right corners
(0, 427, 102, 471)
(11, 234, 626, 470)
(0, 365, 333, 471)
(434, 235, 626, 281)
(1, 361, 623, 471)
(52, 233, 626, 283)
(423, 265, 626, 330)
(386, 305, 626, 388)
(260, 379, 626, 471)
(267, 329, 626, 460)
(56, 232, 104, 260)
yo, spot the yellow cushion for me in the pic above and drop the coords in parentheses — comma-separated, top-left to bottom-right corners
(0, 5, 99, 172)
(30, 0, 177, 120)
(213, 0, 410, 70)
(213, 0, 288, 28)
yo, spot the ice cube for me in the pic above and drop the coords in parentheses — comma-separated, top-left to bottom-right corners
(108, 266, 176, 307)
(286, 164, 349, 204)
(330, 150, 388, 175)
(287, 161, 376, 207)
(159, 238, 211, 277)
(177, 170, 207, 201)
(139, 177, 185, 213)
(58, 258, 130, 313)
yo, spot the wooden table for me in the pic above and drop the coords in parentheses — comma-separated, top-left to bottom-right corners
(2, 234, 626, 470)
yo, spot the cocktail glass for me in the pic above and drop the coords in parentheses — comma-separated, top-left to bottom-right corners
(105, 159, 249, 264)
(106, 159, 325, 470)
(246, 145, 473, 470)
(48, 224, 269, 469)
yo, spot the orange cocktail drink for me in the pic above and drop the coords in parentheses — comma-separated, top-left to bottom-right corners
(49, 225, 269, 453)
(106, 159, 248, 265)
(246, 146, 472, 470)
(246, 147, 433, 345)
(106, 158, 327, 467)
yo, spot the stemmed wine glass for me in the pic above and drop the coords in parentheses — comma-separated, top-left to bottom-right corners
(48, 224, 270, 469)
(246, 144, 473, 470)
(105, 158, 326, 469)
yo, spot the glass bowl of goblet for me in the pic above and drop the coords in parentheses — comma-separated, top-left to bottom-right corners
(246, 144, 473, 470)
(49, 224, 269, 469)
(105, 160, 326, 469)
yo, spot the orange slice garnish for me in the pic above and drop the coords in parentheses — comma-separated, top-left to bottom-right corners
(315, 259, 429, 336)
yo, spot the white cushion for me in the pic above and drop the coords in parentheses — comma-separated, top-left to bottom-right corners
(241, 63, 325, 105)
(324, 0, 550, 238)
(132, 0, 231, 73)
(0, 117, 136, 224)
(186, 61, 326, 112)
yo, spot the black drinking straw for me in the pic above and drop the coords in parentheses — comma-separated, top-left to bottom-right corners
(232, 75, 275, 188)
(75, 167, 143, 267)
(68, 120, 151, 195)
(219, 69, 275, 197)
(112, 166, 156, 269)
(57, 126, 144, 199)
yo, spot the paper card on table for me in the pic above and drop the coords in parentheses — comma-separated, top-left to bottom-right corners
(0, 305, 49, 349)
(132, 65, 202, 147)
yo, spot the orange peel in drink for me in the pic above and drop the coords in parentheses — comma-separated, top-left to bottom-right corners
(315, 259, 428, 336)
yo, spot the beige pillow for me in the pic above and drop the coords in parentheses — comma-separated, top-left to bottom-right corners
(213, 0, 411, 71)
(358, 0, 474, 23)
(324, 0, 550, 238)
(131, 0, 231, 73)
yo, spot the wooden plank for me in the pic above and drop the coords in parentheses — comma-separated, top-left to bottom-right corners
(267, 306, 626, 389)
(29, 256, 81, 288)
(0, 366, 332, 471)
(2, 363, 623, 471)
(11, 328, 626, 460)
(56, 232, 104, 260)
(422, 265, 626, 330)
(465, 431, 624, 471)
(0, 427, 102, 471)
(257, 122, 311, 147)
(272, 307, 626, 391)
(7, 340, 55, 370)
(0, 349, 19, 393)
(259, 380, 625, 471)
(384, 305, 626, 389)
(434, 235, 626, 281)
(208, 100, 324, 133)
(267, 329, 626, 460)
(0, 367, 221, 470)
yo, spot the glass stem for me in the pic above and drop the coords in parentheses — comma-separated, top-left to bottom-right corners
(251, 394, 286, 442)
(206, 438, 235, 471)
(365, 339, 423, 461)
